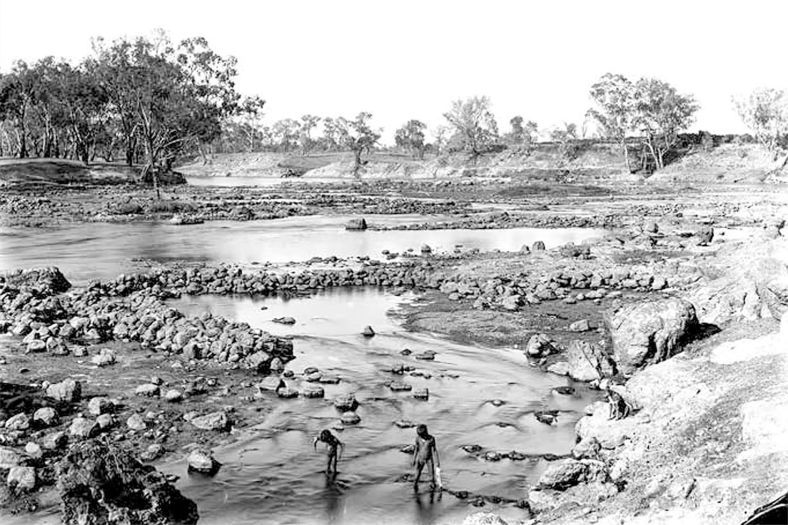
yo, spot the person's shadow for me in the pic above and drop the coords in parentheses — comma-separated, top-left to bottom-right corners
(414, 488, 442, 525)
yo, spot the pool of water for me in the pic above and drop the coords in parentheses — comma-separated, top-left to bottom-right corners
(162, 287, 596, 524)
(0, 216, 606, 283)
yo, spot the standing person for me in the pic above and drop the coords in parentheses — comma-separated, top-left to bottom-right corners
(313, 429, 344, 477)
(412, 424, 441, 491)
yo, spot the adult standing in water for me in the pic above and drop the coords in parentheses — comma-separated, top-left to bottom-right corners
(412, 424, 441, 491)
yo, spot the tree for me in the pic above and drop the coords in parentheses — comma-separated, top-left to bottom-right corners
(443, 96, 499, 156)
(394, 119, 427, 158)
(89, 33, 241, 196)
(506, 115, 539, 146)
(586, 73, 636, 171)
(432, 125, 451, 155)
(733, 88, 788, 153)
(298, 114, 320, 154)
(0, 61, 39, 158)
(337, 112, 380, 177)
(235, 95, 266, 153)
(632, 78, 698, 170)
(271, 118, 300, 152)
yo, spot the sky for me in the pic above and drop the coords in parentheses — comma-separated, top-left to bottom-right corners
(1, 0, 786, 142)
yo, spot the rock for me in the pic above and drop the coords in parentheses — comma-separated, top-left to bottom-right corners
(568, 319, 591, 332)
(135, 383, 160, 397)
(462, 512, 509, 525)
(415, 350, 436, 361)
(697, 226, 714, 245)
(420, 244, 432, 254)
(32, 406, 58, 427)
(26, 340, 46, 353)
(535, 411, 558, 425)
(0, 446, 22, 468)
(606, 298, 699, 374)
(566, 340, 613, 382)
(553, 386, 576, 396)
(346, 217, 368, 230)
(258, 376, 285, 392)
(126, 414, 147, 431)
(526, 333, 556, 357)
(187, 448, 221, 475)
(547, 361, 570, 376)
(69, 417, 99, 439)
(244, 351, 272, 372)
(277, 387, 299, 398)
(24, 442, 43, 459)
(91, 348, 117, 367)
(46, 378, 82, 403)
(532, 241, 546, 251)
(362, 325, 375, 337)
(42, 431, 67, 451)
(96, 414, 114, 430)
(301, 384, 325, 398)
(341, 411, 361, 425)
(572, 436, 601, 459)
(162, 389, 183, 403)
(5, 412, 31, 431)
(191, 411, 230, 431)
(537, 459, 589, 490)
(7, 466, 36, 492)
(389, 381, 412, 392)
(333, 393, 359, 411)
(88, 397, 113, 416)
(413, 388, 429, 400)
(272, 317, 296, 325)
(57, 439, 198, 525)
(140, 444, 164, 462)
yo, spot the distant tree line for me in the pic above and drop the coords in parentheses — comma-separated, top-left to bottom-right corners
(2, 31, 786, 176)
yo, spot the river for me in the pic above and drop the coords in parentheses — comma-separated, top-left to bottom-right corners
(0, 216, 606, 283)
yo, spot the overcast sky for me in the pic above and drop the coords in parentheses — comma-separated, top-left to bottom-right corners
(1, 0, 785, 141)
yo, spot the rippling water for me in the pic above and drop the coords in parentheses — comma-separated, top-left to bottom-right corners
(0, 216, 606, 283)
(166, 288, 598, 525)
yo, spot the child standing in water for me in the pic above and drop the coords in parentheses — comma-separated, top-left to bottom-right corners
(313, 429, 344, 477)
(412, 424, 441, 491)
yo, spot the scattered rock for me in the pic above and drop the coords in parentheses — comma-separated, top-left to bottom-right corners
(69, 417, 99, 439)
(341, 411, 361, 425)
(190, 411, 230, 431)
(187, 448, 221, 475)
(135, 383, 160, 397)
(334, 393, 359, 411)
(346, 217, 368, 230)
(126, 414, 147, 431)
(362, 325, 375, 337)
(46, 378, 82, 403)
(7, 466, 36, 492)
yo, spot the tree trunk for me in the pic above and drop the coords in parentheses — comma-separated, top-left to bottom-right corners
(353, 148, 362, 178)
(622, 141, 632, 172)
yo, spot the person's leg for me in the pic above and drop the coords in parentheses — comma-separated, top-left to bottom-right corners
(414, 461, 424, 490)
(326, 453, 334, 475)
(331, 451, 338, 476)
(428, 459, 436, 489)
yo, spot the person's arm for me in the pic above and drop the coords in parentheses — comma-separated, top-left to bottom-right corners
(313, 436, 320, 450)
(412, 439, 419, 466)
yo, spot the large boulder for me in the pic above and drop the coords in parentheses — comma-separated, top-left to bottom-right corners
(187, 448, 220, 475)
(566, 340, 614, 382)
(5, 267, 71, 296)
(57, 439, 198, 525)
(605, 298, 698, 375)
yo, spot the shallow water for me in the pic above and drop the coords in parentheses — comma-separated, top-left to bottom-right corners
(0, 216, 606, 283)
(165, 287, 598, 525)
(186, 176, 349, 187)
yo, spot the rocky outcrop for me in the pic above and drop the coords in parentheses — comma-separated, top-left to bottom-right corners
(605, 298, 698, 375)
(57, 439, 198, 525)
(565, 340, 614, 381)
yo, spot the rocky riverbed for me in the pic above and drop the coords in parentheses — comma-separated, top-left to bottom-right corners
(1, 168, 787, 524)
